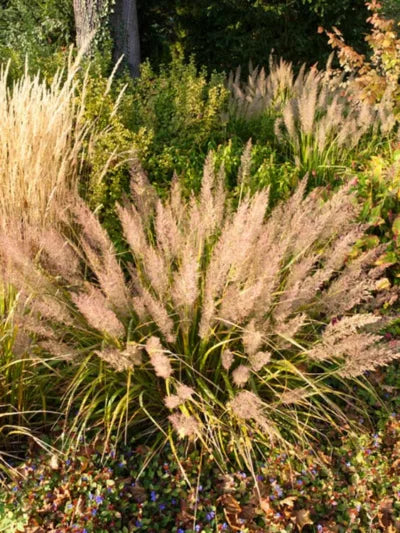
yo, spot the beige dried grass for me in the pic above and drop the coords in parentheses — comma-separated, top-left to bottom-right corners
(0, 51, 90, 229)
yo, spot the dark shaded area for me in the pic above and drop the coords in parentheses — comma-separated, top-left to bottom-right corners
(137, 0, 371, 72)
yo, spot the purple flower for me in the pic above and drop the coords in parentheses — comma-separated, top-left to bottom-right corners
(195, 525, 201, 532)
(297, 479, 303, 486)
(65, 459, 71, 466)
(198, 485, 203, 492)
(136, 520, 142, 528)
(221, 524, 228, 530)
(159, 503, 166, 511)
(171, 498, 177, 505)
(317, 526, 323, 532)
(257, 475, 264, 481)
(206, 510, 215, 521)
(91, 509, 97, 516)
(150, 490, 157, 502)
(177, 529, 185, 533)
(95, 495, 103, 505)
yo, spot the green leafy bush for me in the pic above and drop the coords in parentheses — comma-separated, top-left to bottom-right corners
(125, 54, 229, 189)
(0, 0, 74, 79)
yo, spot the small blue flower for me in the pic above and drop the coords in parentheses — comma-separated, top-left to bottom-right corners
(195, 525, 201, 532)
(206, 510, 215, 521)
(198, 485, 203, 492)
(136, 520, 142, 528)
(239, 472, 247, 479)
(177, 529, 185, 533)
(150, 490, 157, 502)
(159, 503, 166, 511)
(88, 492, 93, 500)
(297, 479, 303, 486)
(317, 526, 323, 532)
(257, 475, 264, 481)
(66, 503, 73, 510)
(275, 512, 282, 519)
(95, 495, 103, 505)
(171, 498, 177, 505)
(91, 509, 97, 516)
(65, 459, 71, 466)
(221, 524, 228, 531)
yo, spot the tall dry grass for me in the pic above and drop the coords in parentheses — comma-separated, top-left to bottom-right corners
(228, 57, 397, 175)
(0, 53, 90, 229)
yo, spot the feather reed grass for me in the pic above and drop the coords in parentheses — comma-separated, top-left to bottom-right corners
(0, 51, 91, 229)
(1, 155, 399, 470)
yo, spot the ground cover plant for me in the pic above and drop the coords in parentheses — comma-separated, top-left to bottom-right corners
(3, 411, 400, 531)
(0, 1, 399, 531)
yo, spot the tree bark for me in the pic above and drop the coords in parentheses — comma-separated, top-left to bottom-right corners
(110, 0, 141, 78)
(73, 0, 106, 51)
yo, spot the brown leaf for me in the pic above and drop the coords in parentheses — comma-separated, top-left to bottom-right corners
(130, 483, 147, 503)
(280, 495, 297, 508)
(295, 509, 313, 531)
(217, 493, 242, 514)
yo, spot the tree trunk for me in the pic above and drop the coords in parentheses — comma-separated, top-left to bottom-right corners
(73, 0, 106, 50)
(110, 0, 141, 78)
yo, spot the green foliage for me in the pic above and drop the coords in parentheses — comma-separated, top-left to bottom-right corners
(77, 65, 135, 242)
(0, 0, 74, 78)
(138, 0, 370, 72)
(126, 54, 229, 189)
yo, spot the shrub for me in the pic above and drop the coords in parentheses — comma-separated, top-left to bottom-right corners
(1, 157, 399, 471)
(322, 0, 400, 113)
(126, 54, 229, 189)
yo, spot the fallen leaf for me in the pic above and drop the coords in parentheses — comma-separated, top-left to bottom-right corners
(295, 509, 313, 531)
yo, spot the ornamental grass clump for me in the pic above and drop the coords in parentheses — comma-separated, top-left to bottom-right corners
(228, 55, 396, 178)
(0, 60, 86, 228)
(1, 156, 399, 469)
